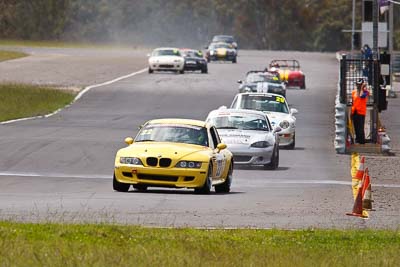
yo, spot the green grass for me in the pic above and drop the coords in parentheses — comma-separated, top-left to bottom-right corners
(0, 222, 399, 267)
(0, 83, 76, 122)
(0, 50, 28, 62)
(0, 39, 139, 49)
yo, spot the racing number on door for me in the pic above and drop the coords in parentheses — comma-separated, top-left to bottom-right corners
(214, 154, 226, 177)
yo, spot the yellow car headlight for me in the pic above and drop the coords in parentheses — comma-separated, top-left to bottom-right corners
(175, 161, 202, 169)
(120, 157, 143, 165)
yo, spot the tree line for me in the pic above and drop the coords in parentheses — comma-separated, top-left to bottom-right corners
(0, 0, 399, 51)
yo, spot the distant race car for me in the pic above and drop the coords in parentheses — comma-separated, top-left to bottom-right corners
(211, 35, 238, 49)
(230, 92, 298, 149)
(113, 118, 233, 194)
(269, 60, 306, 89)
(180, 49, 208, 73)
(148, 47, 185, 74)
(206, 108, 280, 169)
(205, 42, 237, 63)
(237, 70, 286, 96)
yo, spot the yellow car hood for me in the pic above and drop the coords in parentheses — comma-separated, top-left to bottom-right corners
(118, 142, 210, 161)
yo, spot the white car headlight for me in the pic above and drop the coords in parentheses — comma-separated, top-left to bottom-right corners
(120, 157, 143, 165)
(175, 161, 202, 169)
(250, 141, 272, 148)
(279, 120, 290, 129)
(210, 51, 215, 56)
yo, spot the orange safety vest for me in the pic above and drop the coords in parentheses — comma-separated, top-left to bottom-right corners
(351, 89, 368, 116)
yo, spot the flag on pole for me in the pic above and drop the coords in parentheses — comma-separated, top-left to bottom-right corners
(379, 0, 390, 14)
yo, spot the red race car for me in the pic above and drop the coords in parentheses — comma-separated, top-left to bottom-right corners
(268, 60, 306, 89)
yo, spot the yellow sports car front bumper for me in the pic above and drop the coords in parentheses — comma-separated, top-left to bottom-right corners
(114, 164, 209, 188)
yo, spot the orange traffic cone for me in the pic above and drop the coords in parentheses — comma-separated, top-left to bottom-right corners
(350, 153, 360, 178)
(352, 156, 365, 200)
(362, 168, 374, 211)
(347, 172, 368, 218)
(354, 156, 365, 180)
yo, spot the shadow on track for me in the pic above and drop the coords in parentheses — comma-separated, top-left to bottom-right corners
(234, 166, 290, 171)
(121, 189, 244, 195)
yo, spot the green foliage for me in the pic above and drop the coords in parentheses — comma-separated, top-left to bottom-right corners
(0, 0, 399, 51)
(0, 83, 76, 122)
(0, 222, 399, 266)
(311, 0, 353, 51)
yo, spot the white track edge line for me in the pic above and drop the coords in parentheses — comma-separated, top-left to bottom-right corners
(1, 172, 400, 188)
(0, 67, 148, 125)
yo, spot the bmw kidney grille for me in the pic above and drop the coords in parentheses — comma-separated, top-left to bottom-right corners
(146, 157, 172, 167)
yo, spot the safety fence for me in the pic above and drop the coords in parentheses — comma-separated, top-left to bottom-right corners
(334, 53, 391, 154)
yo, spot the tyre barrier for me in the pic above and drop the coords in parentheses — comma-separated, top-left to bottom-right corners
(378, 130, 391, 153)
(335, 84, 347, 154)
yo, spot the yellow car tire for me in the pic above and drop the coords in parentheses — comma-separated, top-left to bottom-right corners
(215, 163, 232, 193)
(113, 173, 130, 192)
(194, 164, 212, 194)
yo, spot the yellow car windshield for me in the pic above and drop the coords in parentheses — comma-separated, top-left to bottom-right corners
(135, 124, 208, 146)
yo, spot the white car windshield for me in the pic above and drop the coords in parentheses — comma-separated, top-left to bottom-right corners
(152, 49, 181, 57)
(135, 124, 208, 146)
(246, 73, 280, 84)
(208, 114, 270, 131)
(237, 95, 289, 114)
(246, 73, 266, 83)
(212, 36, 234, 43)
(210, 43, 231, 49)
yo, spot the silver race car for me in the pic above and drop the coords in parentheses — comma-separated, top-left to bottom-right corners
(206, 108, 281, 169)
(230, 92, 298, 149)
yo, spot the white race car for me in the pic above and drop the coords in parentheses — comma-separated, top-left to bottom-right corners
(230, 92, 298, 149)
(148, 48, 185, 74)
(206, 108, 281, 169)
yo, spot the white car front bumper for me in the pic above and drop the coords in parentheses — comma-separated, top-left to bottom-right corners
(227, 144, 274, 165)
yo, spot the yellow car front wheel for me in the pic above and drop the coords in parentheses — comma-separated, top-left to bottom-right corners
(215, 163, 232, 193)
(113, 173, 130, 192)
(194, 164, 212, 194)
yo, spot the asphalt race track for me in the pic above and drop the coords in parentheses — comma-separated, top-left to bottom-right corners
(0, 49, 399, 229)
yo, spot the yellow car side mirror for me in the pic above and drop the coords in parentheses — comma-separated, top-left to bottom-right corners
(217, 143, 227, 151)
(124, 137, 134, 145)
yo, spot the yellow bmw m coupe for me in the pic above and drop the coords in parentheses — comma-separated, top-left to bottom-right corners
(113, 118, 233, 194)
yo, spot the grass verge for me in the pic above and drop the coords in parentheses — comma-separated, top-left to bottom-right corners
(0, 83, 76, 122)
(0, 221, 399, 266)
(0, 50, 28, 62)
(0, 39, 136, 49)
